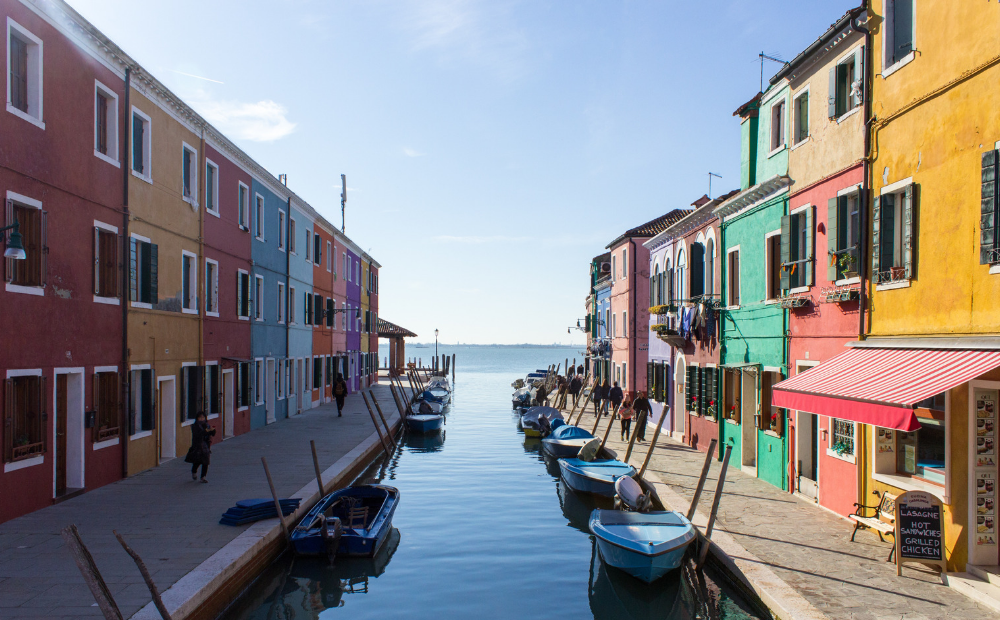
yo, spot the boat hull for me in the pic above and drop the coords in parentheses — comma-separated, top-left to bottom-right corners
(559, 459, 636, 497)
(594, 536, 689, 583)
(542, 437, 590, 458)
(291, 485, 400, 558)
(589, 509, 697, 583)
(406, 414, 444, 433)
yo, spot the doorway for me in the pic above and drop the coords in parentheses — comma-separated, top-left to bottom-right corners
(54, 371, 84, 498)
(223, 369, 234, 438)
(158, 377, 175, 461)
(797, 411, 819, 500)
(741, 371, 757, 473)
(266, 358, 276, 424)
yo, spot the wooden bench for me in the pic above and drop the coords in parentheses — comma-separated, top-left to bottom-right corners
(849, 491, 897, 562)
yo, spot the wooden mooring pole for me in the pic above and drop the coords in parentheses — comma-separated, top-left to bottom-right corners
(114, 531, 172, 620)
(638, 407, 670, 478)
(310, 440, 325, 495)
(362, 392, 393, 455)
(368, 391, 396, 448)
(599, 404, 620, 452)
(697, 445, 733, 570)
(61, 524, 123, 620)
(260, 457, 291, 545)
(687, 439, 718, 520)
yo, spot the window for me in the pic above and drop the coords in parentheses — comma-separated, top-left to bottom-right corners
(705, 238, 715, 296)
(830, 49, 863, 119)
(238, 183, 249, 230)
(326, 298, 333, 327)
(896, 420, 946, 486)
(884, 0, 914, 69)
(130, 368, 154, 435)
(94, 82, 118, 164)
(289, 286, 297, 324)
(759, 371, 784, 435)
(254, 275, 264, 320)
(3, 373, 45, 462)
(874, 181, 915, 285)
(685, 366, 720, 418)
(676, 250, 687, 303)
(313, 293, 323, 326)
(622, 249, 627, 279)
(622, 311, 627, 339)
(611, 255, 616, 282)
(93, 225, 119, 300)
(92, 371, 119, 442)
(305, 229, 311, 261)
(5, 195, 45, 290)
(689, 243, 705, 298)
(793, 91, 808, 144)
(277, 282, 285, 323)
(277, 360, 285, 400)
(342, 301, 347, 330)
(326, 242, 332, 271)
(781, 206, 814, 290)
(831, 419, 856, 456)
(304, 291, 312, 325)
(770, 100, 786, 152)
(131, 108, 151, 180)
(237, 270, 250, 319)
(313, 357, 322, 390)
(206, 365, 219, 416)
(980, 150, 999, 266)
(181, 144, 197, 202)
(343, 253, 347, 279)
(611, 312, 616, 339)
(237, 363, 251, 408)
(205, 161, 219, 214)
(254, 194, 265, 240)
(129, 236, 157, 306)
(7, 20, 43, 127)
(314, 233, 321, 266)
(204, 259, 218, 315)
(278, 210, 286, 251)
(727, 249, 740, 306)
(622, 362, 627, 389)
(181, 252, 197, 312)
(289, 218, 297, 253)
(255, 360, 263, 405)
(766, 233, 781, 301)
(828, 191, 861, 281)
(181, 365, 204, 422)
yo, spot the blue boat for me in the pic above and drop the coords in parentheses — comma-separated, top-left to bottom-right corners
(291, 485, 400, 557)
(589, 509, 696, 583)
(542, 425, 595, 458)
(410, 400, 444, 414)
(406, 413, 444, 433)
(420, 389, 450, 404)
(520, 406, 563, 437)
(559, 457, 635, 497)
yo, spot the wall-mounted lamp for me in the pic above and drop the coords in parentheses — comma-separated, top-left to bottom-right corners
(1, 220, 26, 260)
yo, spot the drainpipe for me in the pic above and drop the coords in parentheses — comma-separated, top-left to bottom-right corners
(285, 197, 292, 413)
(854, 13, 872, 343)
(630, 237, 637, 399)
(120, 66, 131, 479)
(718, 223, 725, 461)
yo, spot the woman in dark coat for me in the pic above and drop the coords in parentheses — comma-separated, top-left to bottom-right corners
(633, 391, 651, 442)
(185, 412, 216, 483)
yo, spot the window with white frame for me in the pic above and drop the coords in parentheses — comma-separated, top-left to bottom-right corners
(874, 180, 916, 285)
(342, 301, 347, 330)
(278, 210, 286, 251)
(884, 0, 914, 70)
(355, 261, 359, 284)
(793, 90, 808, 144)
(181, 144, 197, 203)
(622, 249, 627, 279)
(305, 229, 311, 261)
(830, 48, 863, 119)
(255, 360, 264, 405)
(238, 183, 249, 230)
(326, 241, 332, 271)
(313, 233, 321, 266)
(277, 359, 284, 399)
(611, 255, 616, 282)
(181, 252, 197, 312)
(206, 364, 219, 416)
(94, 81, 118, 164)
(766, 232, 781, 301)
(676, 249, 687, 303)
(204, 258, 218, 315)
(7, 20, 43, 128)
(277, 282, 285, 323)
(93, 222, 119, 300)
(343, 253, 347, 279)
(237, 270, 250, 319)
(254, 194, 265, 240)
(782, 206, 814, 290)
(130, 368, 154, 434)
(770, 100, 786, 152)
(829, 189, 861, 281)
(3, 372, 44, 462)
(831, 418, 856, 457)
(289, 218, 296, 253)
(611, 312, 617, 339)
(129, 235, 157, 306)
(131, 108, 151, 180)
(705, 237, 715, 296)
(289, 286, 296, 324)
(622, 311, 627, 338)
(254, 274, 264, 320)
(205, 160, 219, 214)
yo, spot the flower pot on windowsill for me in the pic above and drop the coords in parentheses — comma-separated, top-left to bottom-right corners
(889, 266, 906, 281)
(843, 270, 858, 279)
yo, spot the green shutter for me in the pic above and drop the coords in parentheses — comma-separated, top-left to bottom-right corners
(827, 197, 840, 282)
(780, 215, 791, 291)
(982, 150, 998, 264)
(709, 368, 718, 420)
(871, 195, 881, 277)
(894, 0, 914, 63)
(697, 367, 705, 416)
(129, 238, 138, 301)
(903, 185, 915, 280)
(805, 206, 815, 286)
(647, 362, 654, 397)
(684, 366, 695, 413)
(828, 67, 837, 118)
(148, 243, 158, 304)
(881, 193, 896, 273)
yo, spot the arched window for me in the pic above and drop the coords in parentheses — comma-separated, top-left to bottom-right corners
(677, 250, 687, 303)
(651, 263, 660, 306)
(664, 259, 672, 304)
(705, 238, 715, 296)
(690, 243, 705, 298)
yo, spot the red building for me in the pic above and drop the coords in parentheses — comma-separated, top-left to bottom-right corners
(0, 0, 127, 520)
(313, 221, 337, 404)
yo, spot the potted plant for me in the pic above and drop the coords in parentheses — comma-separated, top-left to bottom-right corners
(832, 441, 852, 456)
(838, 252, 858, 279)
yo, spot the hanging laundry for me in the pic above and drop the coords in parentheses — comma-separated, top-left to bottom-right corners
(704, 304, 716, 339)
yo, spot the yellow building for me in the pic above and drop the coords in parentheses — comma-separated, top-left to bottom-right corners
(863, 0, 1000, 572)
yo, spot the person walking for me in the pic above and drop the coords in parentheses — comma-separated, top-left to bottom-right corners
(535, 384, 548, 407)
(633, 390, 651, 442)
(184, 412, 216, 483)
(609, 382, 624, 417)
(333, 374, 348, 417)
(619, 399, 634, 440)
(569, 374, 582, 406)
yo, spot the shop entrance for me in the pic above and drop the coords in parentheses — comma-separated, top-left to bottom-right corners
(797, 412, 819, 500)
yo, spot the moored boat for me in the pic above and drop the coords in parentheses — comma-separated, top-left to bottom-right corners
(589, 509, 696, 583)
(520, 406, 563, 437)
(291, 485, 400, 557)
(542, 424, 595, 458)
(410, 400, 444, 414)
(406, 413, 444, 433)
(559, 455, 636, 497)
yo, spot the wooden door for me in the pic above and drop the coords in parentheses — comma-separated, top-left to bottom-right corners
(55, 375, 67, 496)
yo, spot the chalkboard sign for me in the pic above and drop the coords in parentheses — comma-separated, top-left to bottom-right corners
(895, 490, 946, 575)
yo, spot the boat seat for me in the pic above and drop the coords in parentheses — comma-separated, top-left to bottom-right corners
(347, 505, 369, 529)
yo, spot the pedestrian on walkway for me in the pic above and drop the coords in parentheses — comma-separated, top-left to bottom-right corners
(569, 375, 582, 405)
(535, 384, 548, 407)
(633, 390, 651, 441)
(620, 399, 634, 440)
(609, 382, 624, 416)
(333, 374, 348, 417)
(184, 412, 215, 483)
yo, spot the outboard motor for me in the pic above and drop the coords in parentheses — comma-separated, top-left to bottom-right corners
(538, 414, 552, 437)
(614, 476, 652, 512)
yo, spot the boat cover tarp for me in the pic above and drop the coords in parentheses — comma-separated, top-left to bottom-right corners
(552, 425, 594, 440)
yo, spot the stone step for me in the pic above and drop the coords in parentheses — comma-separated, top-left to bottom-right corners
(968, 564, 1000, 588)
(943, 572, 1000, 613)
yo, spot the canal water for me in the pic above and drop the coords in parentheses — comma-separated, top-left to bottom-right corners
(223, 345, 764, 620)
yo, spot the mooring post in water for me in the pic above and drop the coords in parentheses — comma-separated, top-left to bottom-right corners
(638, 406, 669, 478)
(452, 353, 456, 383)
(310, 440, 325, 495)
(599, 404, 620, 452)
(260, 457, 291, 545)
(388, 383, 404, 414)
(687, 439, 718, 520)
(61, 525, 123, 620)
(114, 530, 172, 620)
(368, 391, 396, 447)
(362, 392, 393, 455)
(697, 445, 732, 570)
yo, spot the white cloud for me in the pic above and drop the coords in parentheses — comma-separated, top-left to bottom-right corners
(190, 95, 297, 142)
(402, 147, 424, 158)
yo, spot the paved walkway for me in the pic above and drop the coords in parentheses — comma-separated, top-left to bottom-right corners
(0, 384, 399, 619)
(559, 401, 996, 620)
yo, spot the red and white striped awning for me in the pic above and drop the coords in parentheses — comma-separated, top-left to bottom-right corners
(772, 348, 1000, 431)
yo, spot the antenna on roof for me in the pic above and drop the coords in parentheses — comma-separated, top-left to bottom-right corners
(278, 173, 287, 186)
(708, 172, 722, 200)
(759, 52, 789, 92)
(340, 174, 347, 234)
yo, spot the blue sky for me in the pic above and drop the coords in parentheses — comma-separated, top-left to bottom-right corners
(71, 0, 858, 345)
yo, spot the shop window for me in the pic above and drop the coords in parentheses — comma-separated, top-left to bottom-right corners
(92, 371, 119, 442)
(897, 420, 946, 486)
(3, 374, 45, 463)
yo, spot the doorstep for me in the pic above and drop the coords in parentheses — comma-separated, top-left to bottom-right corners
(943, 567, 1000, 613)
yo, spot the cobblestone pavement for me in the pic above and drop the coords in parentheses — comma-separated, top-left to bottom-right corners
(0, 384, 398, 619)
(561, 403, 997, 620)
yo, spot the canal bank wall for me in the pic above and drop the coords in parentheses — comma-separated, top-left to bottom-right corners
(0, 384, 401, 620)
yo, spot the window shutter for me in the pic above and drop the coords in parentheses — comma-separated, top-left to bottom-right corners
(149, 370, 157, 431)
(903, 184, 915, 279)
(881, 194, 895, 272)
(697, 367, 705, 416)
(780, 215, 791, 291)
(827, 67, 837, 118)
(852, 47, 864, 108)
(40, 375, 47, 452)
(129, 238, 138, 301)
(236, 273, 243, 316)
(40, 211, 48, 288)
(649, 275, 654, 307)
(894, 0, 913, 62)
(91, 371, 100, 442)
(684, 366, 694, 413)
(149, 244, 158, 304)
(983, 151, 999, 264)
(827, 197, 840, 282)
(667, 268, 674, 303)
(327, 299, 333, 327)
(646, 362, 654, 397)
(871, 195, 881, 276)
(4, 378, 13, 462)
(3, 200, 12, 283)
(709, 368, 718, 420)
(805, 205, 815, 286)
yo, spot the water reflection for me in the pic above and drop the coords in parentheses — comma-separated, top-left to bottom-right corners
(403, 429, 446, 453)
(588, 538, 693, 620)
(558, 479, 612, 534)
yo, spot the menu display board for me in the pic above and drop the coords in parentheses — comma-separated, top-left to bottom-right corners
(974, 389, 998, 551)
(876, 428, 894, 454)
(895, 490, 946, 575)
